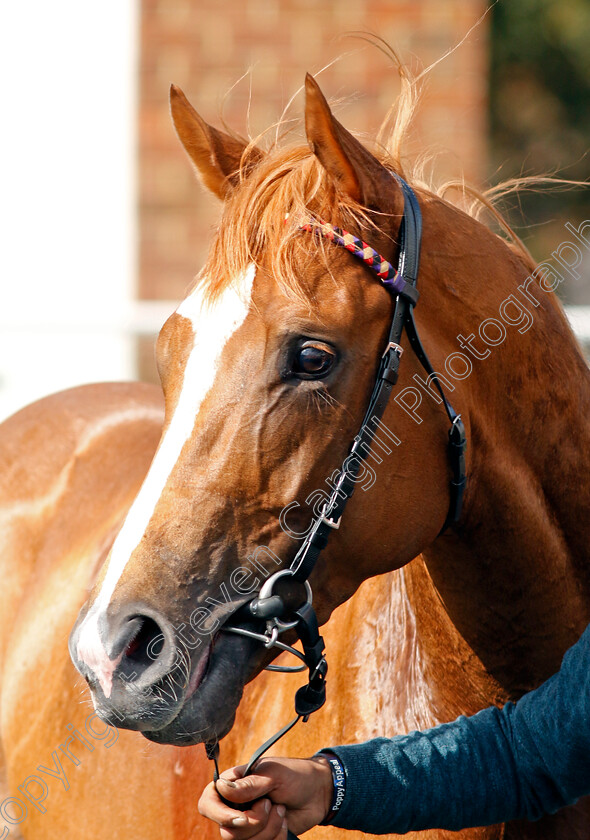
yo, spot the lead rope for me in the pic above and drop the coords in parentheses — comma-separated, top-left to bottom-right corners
(204, 175, 467, 839)
(206, 602, 327, 840)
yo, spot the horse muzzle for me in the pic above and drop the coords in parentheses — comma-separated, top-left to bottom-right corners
(68, 597, 269, 741)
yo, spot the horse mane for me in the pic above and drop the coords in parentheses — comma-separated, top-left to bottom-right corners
(198, 50, 577, 304)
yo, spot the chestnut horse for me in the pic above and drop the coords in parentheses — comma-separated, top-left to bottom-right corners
(1, 73, 589, 840)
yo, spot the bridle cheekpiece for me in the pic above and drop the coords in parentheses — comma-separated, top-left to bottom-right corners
(207, 176, 467, 839)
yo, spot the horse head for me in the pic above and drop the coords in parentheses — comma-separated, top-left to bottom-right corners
(69, 75, 477, 745)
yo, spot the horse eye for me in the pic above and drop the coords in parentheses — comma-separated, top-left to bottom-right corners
(292, 343, 336, 378)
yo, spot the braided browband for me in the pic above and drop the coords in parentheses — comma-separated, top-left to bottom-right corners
(300, 219, 419, 305)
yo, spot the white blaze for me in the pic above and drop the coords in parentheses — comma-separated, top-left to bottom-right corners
(76, 265, 256, 691)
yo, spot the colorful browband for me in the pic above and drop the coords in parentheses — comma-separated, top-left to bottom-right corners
(300, 219, 419, 305)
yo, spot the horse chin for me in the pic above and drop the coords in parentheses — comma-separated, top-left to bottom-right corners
(141, 707, 236, 747)
(140, 627, 262, 746)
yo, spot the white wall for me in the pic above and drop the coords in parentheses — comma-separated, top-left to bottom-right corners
(0, 1, 138, 421)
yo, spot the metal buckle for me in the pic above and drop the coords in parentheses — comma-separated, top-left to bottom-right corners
(382, 341, 403, 359)
(264, 626, 280, 648)
(318, 498, 342, 530)
(320, 510, 341, 529)
(258, 568, 313, 633)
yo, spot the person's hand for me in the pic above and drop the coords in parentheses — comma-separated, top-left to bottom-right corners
(198, 755, 333, 838)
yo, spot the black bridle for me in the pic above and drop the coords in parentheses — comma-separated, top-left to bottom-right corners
(206, 176, 467, 837)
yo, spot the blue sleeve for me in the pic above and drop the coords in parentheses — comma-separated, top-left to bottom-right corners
(320, 623, 590, 834)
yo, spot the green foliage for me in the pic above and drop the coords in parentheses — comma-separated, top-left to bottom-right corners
(490, 0, 590, 284)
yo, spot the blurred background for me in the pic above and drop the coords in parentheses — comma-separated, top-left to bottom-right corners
(0, 0, 588, 421)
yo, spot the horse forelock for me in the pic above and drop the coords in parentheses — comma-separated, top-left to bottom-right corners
(192, 80, 550, 312)
(198, 144, 392, 306)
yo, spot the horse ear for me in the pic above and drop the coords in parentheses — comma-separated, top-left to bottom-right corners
(169, 84, 261, 200)
(304, 73, 391, 208)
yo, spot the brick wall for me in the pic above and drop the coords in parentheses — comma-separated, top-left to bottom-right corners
(138, 0, 489, 379)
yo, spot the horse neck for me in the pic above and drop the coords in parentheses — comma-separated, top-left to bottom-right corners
(420, 199, 590, 696)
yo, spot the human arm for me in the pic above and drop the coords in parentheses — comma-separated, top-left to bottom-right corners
(198, 623, 590, 836)
(197, 755, 333, 839)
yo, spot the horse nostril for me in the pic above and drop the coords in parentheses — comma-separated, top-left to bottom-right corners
(124, 616, 165, 668)
(112, 610, 177, 688)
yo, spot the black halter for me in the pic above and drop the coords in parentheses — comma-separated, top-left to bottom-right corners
(289, 176, 466, 586)
(206, 177, 467, 837)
